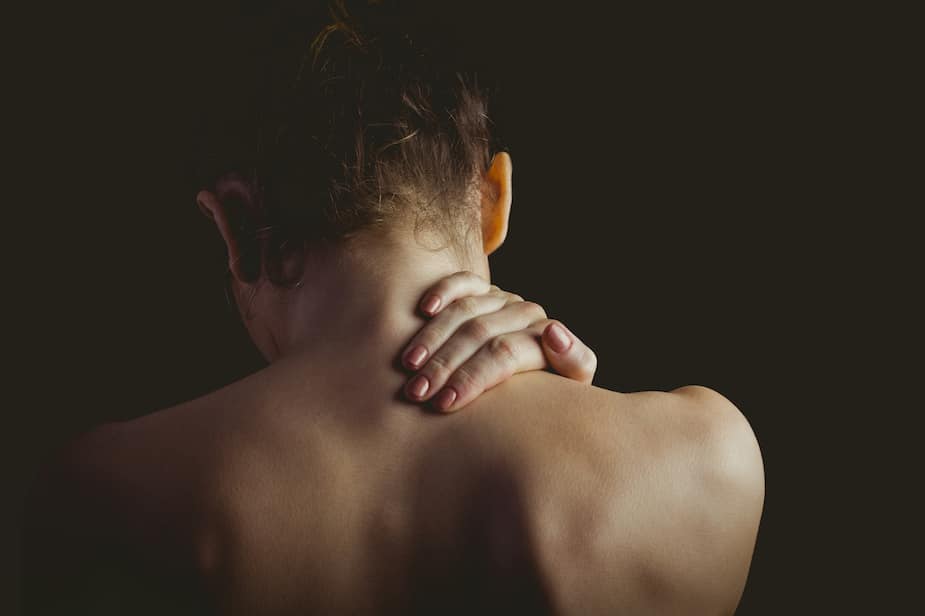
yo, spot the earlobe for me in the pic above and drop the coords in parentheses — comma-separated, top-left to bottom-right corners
(481, 152, 513, 256)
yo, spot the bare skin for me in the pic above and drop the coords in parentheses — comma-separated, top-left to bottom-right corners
(23, 153, 764, 615)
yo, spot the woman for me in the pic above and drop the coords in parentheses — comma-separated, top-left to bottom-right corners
(23, 2, 764, 614)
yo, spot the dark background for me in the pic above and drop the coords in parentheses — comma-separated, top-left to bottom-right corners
(8, 1, 911, 614)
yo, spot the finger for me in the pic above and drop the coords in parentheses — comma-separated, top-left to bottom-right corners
(404, 301, 548, 402)
(402, 293, 512, 370)
(418, 271, 492, 316)
(488, 285, 525, 304)
(432, 331, 547, 413)
(428, 318, 597, 411)
(540, 321, 597, 385)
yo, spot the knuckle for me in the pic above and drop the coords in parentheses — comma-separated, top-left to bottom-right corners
(521, 301, 547, 320)
(488, 335, 518, 366)
(462, 317, 491, 342)
(453, 296, 479, 318)
(509, 293, 525, 303)
(425, 353, 453, 380)
(419, 325, 445, 349)
(450, 364, 480, 394)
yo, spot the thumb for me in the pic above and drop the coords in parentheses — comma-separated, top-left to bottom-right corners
(541, 321, 597, 385)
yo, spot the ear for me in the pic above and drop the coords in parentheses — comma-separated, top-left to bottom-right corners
(195, 188, 253, 283)
(480, 152, 513, 256)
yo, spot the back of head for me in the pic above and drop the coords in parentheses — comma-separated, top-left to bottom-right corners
(195, 0, 501, 287)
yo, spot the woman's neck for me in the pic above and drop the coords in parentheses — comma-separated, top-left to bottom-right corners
(239, 225, 489, 363)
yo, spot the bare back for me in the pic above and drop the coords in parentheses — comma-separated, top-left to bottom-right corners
(31, 343, 762, 616)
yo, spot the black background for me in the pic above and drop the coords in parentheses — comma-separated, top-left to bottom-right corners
(8, 1, 911, 614)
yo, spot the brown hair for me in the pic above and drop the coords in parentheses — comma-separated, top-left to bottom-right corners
(197, 1, 500, 287)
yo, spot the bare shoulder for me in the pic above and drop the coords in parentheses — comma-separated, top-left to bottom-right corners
(25, 421, 128, 536)
(634, 385, 764, 614)
(482, 374, 764, 615)
(23, 418, 180, 563)
(32, 403, 217, 524)
(23, 410, 225, 614)
(22, 422, 140, 612)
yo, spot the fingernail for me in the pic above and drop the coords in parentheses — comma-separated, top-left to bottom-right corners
(407, 375, 430, 399)
(404, 345, 428, 368)
(421, 294, 442, 315)
(546, 323, 572, 353)
(433, 387, 458, 411)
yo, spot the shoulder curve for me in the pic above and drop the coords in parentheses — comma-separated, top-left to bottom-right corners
(29, 421, 126, 502)
(24, 421, 131, 548)
(662, 385, 765, 612)
(533, 383, 765, 614)
(670, 385, 764, 488)
(22, 422, 131, 609)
